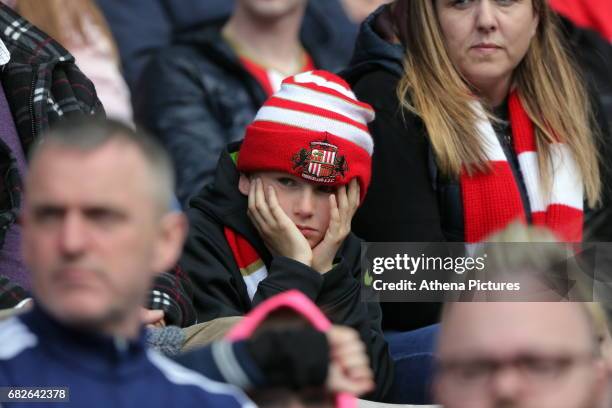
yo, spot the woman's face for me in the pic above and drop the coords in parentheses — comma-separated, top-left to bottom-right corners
(435, 0, 539, 98)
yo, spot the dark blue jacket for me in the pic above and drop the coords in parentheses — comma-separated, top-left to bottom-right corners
(0, 307, 254, 408)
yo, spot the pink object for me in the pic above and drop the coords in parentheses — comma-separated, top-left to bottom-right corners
(226, 290, 357, 408)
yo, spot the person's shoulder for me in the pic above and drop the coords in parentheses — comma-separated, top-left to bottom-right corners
(0, 316, 40, 370)
(145, 43, 212, 73)
(351, 69, 403, 113)
(145, 349, 255, 407)
(141, 39, 237, 88)
(353, 68, 401, 90)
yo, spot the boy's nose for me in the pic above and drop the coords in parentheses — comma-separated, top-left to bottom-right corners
(294, 189, 315, 218)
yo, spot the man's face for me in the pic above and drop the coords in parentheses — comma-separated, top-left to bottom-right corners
(22, 141, 177, 333)
(237, 0, 306, 20)
(435, 302, 606, 408)
(240, 172, 333, 248)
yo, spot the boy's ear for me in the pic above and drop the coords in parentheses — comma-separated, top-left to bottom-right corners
(238, 173, 251, 196)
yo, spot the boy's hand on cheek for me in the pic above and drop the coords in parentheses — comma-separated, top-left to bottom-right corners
(247, 178, 313, 266)
(312, 179, 360, 274)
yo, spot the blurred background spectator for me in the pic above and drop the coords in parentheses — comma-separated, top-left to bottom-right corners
(95, 0, 390, 100)
(340, 0, 392, 23)
(96, 0, 352, 96)
(557, 14, 612, 142)
(435, 302, 608, 408)
(13, 0, 132, 124)
(549, 0, 612, 42)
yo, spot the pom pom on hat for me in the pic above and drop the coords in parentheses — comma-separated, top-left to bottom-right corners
(237, 70, 375, 202)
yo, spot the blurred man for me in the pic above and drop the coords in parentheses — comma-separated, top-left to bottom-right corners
(0, 119, 252, 407)
(434, 302, 607, 408)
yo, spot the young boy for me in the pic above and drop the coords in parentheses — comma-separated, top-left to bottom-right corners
(160, 70, 392, 400)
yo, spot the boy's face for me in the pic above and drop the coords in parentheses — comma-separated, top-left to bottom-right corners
(239, 171, 334, 248)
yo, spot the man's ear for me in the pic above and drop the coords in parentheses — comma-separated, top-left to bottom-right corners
(151, 212, 188, 275)
(238, 173, 251, 196)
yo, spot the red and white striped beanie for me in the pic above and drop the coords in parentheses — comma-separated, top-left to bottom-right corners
(237, 70, 375, 202)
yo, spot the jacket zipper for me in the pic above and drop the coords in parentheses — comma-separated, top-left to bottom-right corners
(29, 67, 38, 141)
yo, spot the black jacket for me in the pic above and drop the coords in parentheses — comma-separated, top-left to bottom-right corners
(168, 142, 393, 401)
(339, 7, 612, 330)
(134, 19, 342, 208)
(557, 16, 612, 135)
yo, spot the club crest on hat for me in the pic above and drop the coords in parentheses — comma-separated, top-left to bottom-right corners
(292, 138, 348, 184)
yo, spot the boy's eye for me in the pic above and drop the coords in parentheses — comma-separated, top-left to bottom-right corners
(277, 177, 297, 187)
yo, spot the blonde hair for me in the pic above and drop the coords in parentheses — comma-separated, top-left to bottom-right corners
(395, 0, 601, 207)
(15, 0, 119, 62)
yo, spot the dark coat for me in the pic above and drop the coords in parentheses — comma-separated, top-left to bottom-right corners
(159, 142, 394, 401)
(0, 307, 251, 408)
(339, 6, 612, 331)
(134, 19, 345, 207)
(557, 16, 612, 135)
(0, 4, 103, 248)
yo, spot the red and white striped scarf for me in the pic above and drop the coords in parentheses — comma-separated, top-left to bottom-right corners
(461, 91, 584, 243)
(224, 227, 268, 301)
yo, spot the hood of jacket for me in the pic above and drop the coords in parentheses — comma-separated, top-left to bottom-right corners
(341, 5, 405, 85)
(189, 142, 273, 263)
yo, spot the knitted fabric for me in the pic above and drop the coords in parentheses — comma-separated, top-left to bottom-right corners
(145, 326, 186, 357)
(224, 226, 268, 301)
(461, 91, 583, 242)
(237, 70, 375, 202)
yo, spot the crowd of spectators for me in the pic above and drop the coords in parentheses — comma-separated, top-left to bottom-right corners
(0, 0, 611, 407)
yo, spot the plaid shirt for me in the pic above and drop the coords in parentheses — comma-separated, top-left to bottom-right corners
(0, 274, 27, 308)
(149, 265, 196, 327)
(0, 4, 103, 247)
